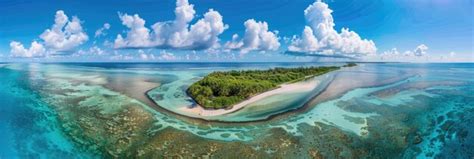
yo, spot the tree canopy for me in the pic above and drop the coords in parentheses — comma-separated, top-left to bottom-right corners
(187, 65, 354, 109)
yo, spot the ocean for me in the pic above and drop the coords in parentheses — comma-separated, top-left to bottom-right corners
(0, 62, 472, 158)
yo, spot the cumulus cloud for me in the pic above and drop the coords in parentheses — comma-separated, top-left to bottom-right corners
(136, 50, 177, 61)
(110, 51, 134, 61)
(401, 44, 429, 57)
(10, 10, 88, 58)
(114, 0, 228, 50)
(378, 44, 429, 61)
(287, 26, 319, 53)
(185, 51, 200, 60)
(224, 19, 280, 54)
(90, 46, 105, 55)
(39, 10, 89, 51)
(413, 44, 428, 56)
(75, 46, 105, 56)
(288, 1, 376, 57)
(114, 14, 152, 48)
(95, 23, 111, 37)
(10, 41, 46, 58)
(158, 51, 177, 60)
(380, 48, 400, 59)
(137, 50, 155, 60)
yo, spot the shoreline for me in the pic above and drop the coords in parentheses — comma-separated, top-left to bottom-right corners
(142, 65, 419, 123)
(143, 66, 353, 123)
(142, 73, 338, 124)
(178, 79, 321, 117)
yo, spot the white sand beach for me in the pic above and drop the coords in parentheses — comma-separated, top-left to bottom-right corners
(178, 79, 320, 117)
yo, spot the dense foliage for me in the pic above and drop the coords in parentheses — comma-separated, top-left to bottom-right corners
(344, 62, 357, 67)
(187, 65, 345, 109)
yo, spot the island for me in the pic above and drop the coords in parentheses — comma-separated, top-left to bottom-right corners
(187, 63, 356, 109)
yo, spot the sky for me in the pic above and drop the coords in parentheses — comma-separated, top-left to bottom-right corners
(0, 0, 472, 62)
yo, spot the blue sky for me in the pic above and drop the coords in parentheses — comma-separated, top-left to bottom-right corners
(0, 0, 472, 62)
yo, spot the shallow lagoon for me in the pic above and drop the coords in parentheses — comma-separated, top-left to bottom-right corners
(0, 62, 472, 158)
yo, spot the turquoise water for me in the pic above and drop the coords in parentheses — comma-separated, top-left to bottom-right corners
(0, 63, 472, 158)
(0, 65, 95, 158)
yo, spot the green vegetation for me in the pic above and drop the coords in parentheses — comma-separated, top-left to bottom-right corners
(343, 62, 357, 67)
(187, 65, 348, 109)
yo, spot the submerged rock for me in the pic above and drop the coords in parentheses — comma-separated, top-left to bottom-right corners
(413, 134, 422, 144)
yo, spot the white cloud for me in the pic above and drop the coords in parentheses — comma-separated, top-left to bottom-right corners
(224, 19, 280, 54)
(185, 51, 200, 60)
(378, 44, 429, 61)
(90, 46, 105, 55)
(95, 23, 111, 37)
(399, 44, 429, 57)
(413, 44, 428, 56)
(10, 41, 46, 58)
(158, 51, 177, 60)
(449, 52, 456, 57)
(380, 48, 399, 58)
(110, 52, 134, 61)
(114, 0, 228, 50)
(75, 46, 105, 56)
(403, 51, 412, 56)
(39, 10, 89, 51)
(137, 50, 158, 60)
(138, 50, 150, 60)
(136, 50, 176, 61)
(288, 26, 320, 52)
(114, 14, 152, 48)
(10, 10, 88, 58)
(288, 1, 376, 56)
